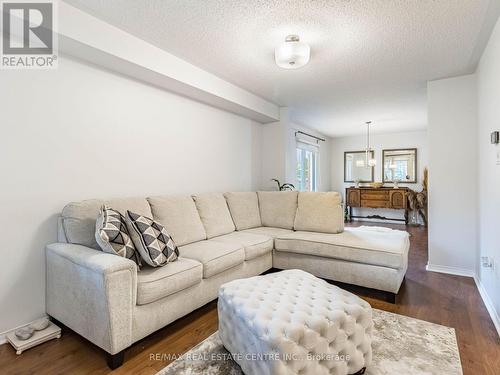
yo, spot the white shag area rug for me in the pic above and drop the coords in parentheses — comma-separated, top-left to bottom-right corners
(157, 309, 462, 375)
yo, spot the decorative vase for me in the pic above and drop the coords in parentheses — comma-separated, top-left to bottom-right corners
(393, 180, 400, 189)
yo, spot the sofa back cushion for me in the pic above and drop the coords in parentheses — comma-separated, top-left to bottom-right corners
(224, 192, 261, 230)
(148, 195, 206, 246)
(61, 197, 152, 249)
(257, 191, 298, 230)
(294, 192, 344, 233)
(192, 193, 235, 238)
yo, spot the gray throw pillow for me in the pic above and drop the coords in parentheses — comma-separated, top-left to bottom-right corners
(126, 210, 179, 267)
(95, 205, 141, 266)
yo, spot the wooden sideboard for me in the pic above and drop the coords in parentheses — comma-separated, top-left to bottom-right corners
(345, 187, 409, 224)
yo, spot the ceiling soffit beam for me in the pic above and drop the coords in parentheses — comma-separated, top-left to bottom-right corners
(56, 3, 280, 123)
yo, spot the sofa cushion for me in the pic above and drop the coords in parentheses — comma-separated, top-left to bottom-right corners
(257, 191, 298, 229)
(136, 257, 202, 305)
(148, 195, 206, 247)
(126, 211, 179, 267)
(242, 226, 294, 238)
(274, 227, 410, 269)
(294, 192, 344, 233)
(192, 193, 235, 239)
(179, 240, 244, 278)
(211, 232, 273, 260)
(95, 205, 141, 266)
(224, 192, 261, 230)
(62, 197, 153, 249)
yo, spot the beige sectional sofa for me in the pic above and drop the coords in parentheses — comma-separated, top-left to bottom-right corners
(46, 191, 409, 368)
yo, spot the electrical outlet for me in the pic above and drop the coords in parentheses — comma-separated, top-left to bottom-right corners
(481, 256, 493, 268)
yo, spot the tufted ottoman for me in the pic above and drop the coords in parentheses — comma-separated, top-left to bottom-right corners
(218, 269, 373, 375)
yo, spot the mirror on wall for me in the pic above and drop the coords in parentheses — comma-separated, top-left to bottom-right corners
(344, 151, 374, 182)
(383, 148, 417, 183)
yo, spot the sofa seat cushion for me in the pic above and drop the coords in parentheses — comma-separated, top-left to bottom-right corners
(179, 240, 245, 278)
(148, 195, 207, 247)
(241, 226, 293, 238)
(294, 192, 344, 233)
(211, 232, 273, 260)
(257, 191, 298, 229)
(275, 227, 410, 269)
(136, 257, 202, 305)
(224, 192, 262, 230)
(193, 193, 235, 239)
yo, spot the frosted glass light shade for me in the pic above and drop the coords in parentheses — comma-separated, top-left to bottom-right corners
(275, 35, 310, 69)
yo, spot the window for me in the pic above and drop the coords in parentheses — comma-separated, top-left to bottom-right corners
(296, 142, 319, 191)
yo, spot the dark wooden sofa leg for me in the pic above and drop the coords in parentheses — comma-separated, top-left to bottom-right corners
(351, 367, 366, 375)
(387, 292, 397, 304)
(48, 316, 64, 328)
(106, 350, 125, 370)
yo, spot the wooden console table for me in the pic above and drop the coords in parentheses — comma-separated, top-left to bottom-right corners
(346, 187, 409, 224)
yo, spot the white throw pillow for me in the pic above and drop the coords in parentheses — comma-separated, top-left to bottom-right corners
(294, 192, 344, 233)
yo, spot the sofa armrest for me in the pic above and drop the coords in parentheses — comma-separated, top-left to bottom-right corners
(46, 243, 137, 354)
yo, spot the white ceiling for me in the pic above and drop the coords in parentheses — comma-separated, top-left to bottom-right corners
(64, 0, 498, 137)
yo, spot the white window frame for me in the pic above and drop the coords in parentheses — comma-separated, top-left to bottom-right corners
(296, 141, 320, 192)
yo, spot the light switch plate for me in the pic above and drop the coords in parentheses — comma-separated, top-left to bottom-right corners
(492, 131, 500, 144)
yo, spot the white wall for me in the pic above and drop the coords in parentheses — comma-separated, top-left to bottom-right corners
(0, 56, 263, 335)
(427, 74, 478, 274)
(260, 110, 288, 190)
(330, 130, 428, 221)
(477, 16, 500, 331)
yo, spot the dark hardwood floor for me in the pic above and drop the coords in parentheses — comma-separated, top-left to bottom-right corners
(1, 223, 499, 374)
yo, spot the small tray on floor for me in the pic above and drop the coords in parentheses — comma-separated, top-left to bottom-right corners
(6, 322, 61, 355)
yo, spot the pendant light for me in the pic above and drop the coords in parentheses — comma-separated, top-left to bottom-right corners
(365, 121, 376, 167)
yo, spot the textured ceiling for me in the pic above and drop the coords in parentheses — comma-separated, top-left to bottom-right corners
(63, 0, 497, 137)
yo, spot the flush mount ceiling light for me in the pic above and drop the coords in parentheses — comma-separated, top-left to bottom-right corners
(275, 35, 310, 69)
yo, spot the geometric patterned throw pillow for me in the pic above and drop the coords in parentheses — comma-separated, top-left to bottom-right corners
(125, 210, 179, 267)
(95, 205, 141, 266)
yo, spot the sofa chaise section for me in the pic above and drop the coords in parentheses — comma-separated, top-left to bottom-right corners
(274, 228, 409, 269)
(273, 227, 410, 296)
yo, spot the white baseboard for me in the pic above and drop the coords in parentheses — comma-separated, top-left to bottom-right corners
(426, 263, 499, 338)
(0, 315, 49, 346)
(425, 263, 475, 277)
(474, 276, 500, 338)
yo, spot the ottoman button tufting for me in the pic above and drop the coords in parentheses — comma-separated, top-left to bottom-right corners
(218, 270, 372, 375)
